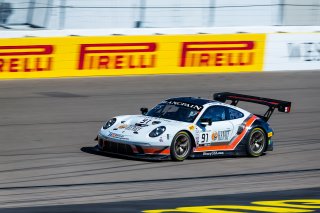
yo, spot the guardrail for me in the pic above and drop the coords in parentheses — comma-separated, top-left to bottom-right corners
(0, 27, 319, 79)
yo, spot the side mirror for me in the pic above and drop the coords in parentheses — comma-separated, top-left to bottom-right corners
(140, 107, 148, 115)
(200, 118, 212, 126)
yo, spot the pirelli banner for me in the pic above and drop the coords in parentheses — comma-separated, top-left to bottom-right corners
(0, 34, 266, 79)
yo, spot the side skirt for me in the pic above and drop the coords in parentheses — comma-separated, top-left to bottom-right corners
(189, 150, 247, 159)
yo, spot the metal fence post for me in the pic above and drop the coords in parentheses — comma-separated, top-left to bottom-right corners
(136, 0, 146, 28)
(59, 0, 66, 29)
(27, 0, 35, 25)
(43, 0, 53, 28)
(208, 0, 215, 27)
(278, 0, 284, 25)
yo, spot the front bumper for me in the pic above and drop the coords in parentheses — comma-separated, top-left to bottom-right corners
(96, 135, 170, 156)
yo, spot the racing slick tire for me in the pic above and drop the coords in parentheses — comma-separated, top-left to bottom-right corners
(170, 131, 192, 161)
(246, 127, 267, 157)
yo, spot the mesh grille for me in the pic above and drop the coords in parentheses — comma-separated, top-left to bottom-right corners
(102, 140, 134, 155)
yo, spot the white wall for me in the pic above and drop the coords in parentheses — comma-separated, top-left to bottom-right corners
(283, 0, 320, 25)
(5, 0, 28, 24)
(265, 33, 320, 71)
(62, 0, 139, 29)
(4, 0, 320, 29)
(214, 0, 280, 26)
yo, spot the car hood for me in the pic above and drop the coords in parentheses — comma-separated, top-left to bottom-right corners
(100, 115, 191, 139)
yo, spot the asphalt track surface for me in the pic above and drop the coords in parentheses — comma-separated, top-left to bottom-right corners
(0, 71, 319, 212)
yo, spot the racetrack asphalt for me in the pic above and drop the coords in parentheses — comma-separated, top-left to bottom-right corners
(0, 71, 319, 212)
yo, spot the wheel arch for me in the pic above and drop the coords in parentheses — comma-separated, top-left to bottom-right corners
(179, 129, 196, 149)
(250, 119, 270, 151)
(170, 129, 195, 161)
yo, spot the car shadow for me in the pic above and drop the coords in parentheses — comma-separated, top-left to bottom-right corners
(81, 146, 265, 162)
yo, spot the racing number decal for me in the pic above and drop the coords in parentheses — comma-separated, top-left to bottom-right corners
(140, 118, 151, 125)
(201, 133, 209, 143)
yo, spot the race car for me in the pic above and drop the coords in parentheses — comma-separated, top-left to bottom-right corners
(94, 92, 291, 161)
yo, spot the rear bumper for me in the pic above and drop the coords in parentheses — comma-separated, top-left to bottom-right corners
(266, 138, 274, 151)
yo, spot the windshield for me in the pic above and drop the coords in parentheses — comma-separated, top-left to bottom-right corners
(146, 102, 201, 123)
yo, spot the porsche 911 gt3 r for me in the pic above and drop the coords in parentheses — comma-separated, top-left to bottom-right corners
(94, 92, 291, 161)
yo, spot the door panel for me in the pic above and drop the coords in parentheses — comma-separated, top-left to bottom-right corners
(200, 121, 234, 145)
(197, 106, 235, 145)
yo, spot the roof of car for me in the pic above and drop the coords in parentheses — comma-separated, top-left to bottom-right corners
(166, 97, 216, 106)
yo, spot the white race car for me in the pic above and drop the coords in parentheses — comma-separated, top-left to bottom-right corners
(94, 92, 291, 161)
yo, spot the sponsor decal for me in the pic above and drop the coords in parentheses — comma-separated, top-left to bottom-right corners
(268, 132, 273, 137)
(212, 131, 218, 141)
(288, 42, 320, 62)
(0, 45, 54, 72)
(203, 151, 224, 156)
(125, 125, 142, 132)
(159, 137, 164, 143)
(195, 137, 199, 144)
(180, 41, 255, 67)
(78, 43, 156, 70)
(143, 199, 320, 213)
(0, 34, 264, 79)
(217, 130, 231, 141)
(107, 132, 126, 139)
(211, 130, 230, 141)
(188, 125, 195, 131)
(166, 100, 203, 111)
(118, 124, 128, 129)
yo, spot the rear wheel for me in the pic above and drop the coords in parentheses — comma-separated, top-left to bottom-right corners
(170, 131, 192, 161)
(246, 128, 266, 157)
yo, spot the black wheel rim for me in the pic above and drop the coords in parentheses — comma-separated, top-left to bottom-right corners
(174, 134, 190, 158)
(249, 130, 265, 154)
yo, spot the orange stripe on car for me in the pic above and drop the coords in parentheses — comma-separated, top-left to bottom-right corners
(194, 115, 257, 152)
(143, 147, 170, 155)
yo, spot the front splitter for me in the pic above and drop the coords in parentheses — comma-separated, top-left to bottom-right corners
(81, 145, 171, 161)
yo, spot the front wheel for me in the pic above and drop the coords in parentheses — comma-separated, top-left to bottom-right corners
(246, 128, 267, 157)
(170, 131, 192, 161)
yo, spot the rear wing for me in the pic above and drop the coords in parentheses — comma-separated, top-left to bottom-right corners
(213, 92, 291, 121)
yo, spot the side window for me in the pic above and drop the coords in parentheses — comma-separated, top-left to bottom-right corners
(201, 106, 227, 122)
(227, 107, 244, 120)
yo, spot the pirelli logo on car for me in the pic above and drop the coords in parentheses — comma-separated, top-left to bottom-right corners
(78, 43, 157, 70)
(0, 45, 54, 72)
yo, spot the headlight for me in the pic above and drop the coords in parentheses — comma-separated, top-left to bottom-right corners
(149, 126, 166, 137)
(103, 118, 116, 129)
